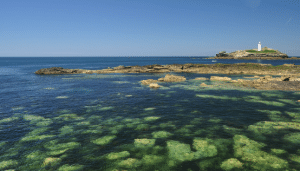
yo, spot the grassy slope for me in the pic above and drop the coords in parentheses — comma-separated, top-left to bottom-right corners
(245, 49, 278, 53)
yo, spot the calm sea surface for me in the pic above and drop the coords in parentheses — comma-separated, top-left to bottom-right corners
(1, 57, 300, 171)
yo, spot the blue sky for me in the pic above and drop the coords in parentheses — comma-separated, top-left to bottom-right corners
(0, 0, 299, 57)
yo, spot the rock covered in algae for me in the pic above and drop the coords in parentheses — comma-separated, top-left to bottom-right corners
(59, 125, 74, 135)
(54, 114, 85, 121)
(166, 140, 194, 163)
(91, 135, 116, 145)
(135, 124, 150, 131)
(283, 132, 300, 144)
(152, 131, 173, 138)
(42, 157, 61, 167)
(220, 158, 243, 170)
(193, 138, 218, 159)
(248, 121, 300, 135)
(57, 164, 84, 171)
(233, 135, 288, 170)
(271, 149, 287, 155)
(144, 116, 161, 121)
(142, 154, 165, 165)
(0, 160, 18, 170)
(0, 117, 18, 124)
(117, 158, 141, 168)
(44, 140, 81, 156)
(134, 138, 155, 148)
(106, 151, 130, 160)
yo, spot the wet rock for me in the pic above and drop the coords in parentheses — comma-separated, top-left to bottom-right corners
(149, 83, 160, 89)
(141, 79, 158, 85)
(194, 77, 209, 80)
(210, 76, 232, 81)
(35, 67, 85, 75)
(35, 63, 300, 91)
(113, 65, 126, 70)
(158, 74, 186, 82)
(283, 63, 295, 67)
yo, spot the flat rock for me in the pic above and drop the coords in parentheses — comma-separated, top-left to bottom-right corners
(194, 77, 209, 80)
(158, 74, 186, 82)
(141, 79, 158, 85)
(210, 76, 232, 81)
(149, 83, 160, 89)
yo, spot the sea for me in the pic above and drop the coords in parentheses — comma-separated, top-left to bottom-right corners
(1, 56, 300, 171)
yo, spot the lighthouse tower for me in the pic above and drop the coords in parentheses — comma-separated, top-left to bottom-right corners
(258, 42, 261, 51)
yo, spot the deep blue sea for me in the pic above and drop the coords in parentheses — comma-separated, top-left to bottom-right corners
(1, 57, 300, 171)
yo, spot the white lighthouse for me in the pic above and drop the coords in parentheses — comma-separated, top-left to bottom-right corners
(258, 42, 261, 51)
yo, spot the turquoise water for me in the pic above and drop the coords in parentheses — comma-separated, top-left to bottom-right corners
(1, 57, 300, 171)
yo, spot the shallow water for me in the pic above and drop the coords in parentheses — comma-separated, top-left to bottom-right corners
(1, 57, 300, 171)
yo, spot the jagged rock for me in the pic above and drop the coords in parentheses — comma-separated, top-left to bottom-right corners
(158, 74, 186, 82)
(149, 83, 160, 89)
(210, 76, 232, 81)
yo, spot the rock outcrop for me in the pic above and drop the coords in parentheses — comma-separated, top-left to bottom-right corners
(141, 79, 158, 85)
(231, 75, 300, 91)
(210, 76, 232, 81)
(35, 63, 300, 77)
(34, 67, 86, 75)
(158, 74, 186, 82)
(140, 74, 187, 87)
(35, 63, 300, 91)
(194, 77, 209, 80)
(149, 83, 160, 89)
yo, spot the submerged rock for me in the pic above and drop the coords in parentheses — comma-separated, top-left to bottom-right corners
(220, 158, 243, 170)
(233, 135, 288, 170)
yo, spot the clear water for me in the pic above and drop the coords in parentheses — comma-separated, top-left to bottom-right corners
(1, 57, 300, 171)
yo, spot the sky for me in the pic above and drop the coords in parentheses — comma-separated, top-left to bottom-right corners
(0, 0, 299, 57)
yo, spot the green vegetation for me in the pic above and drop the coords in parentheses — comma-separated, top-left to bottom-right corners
(246, 49, 277, 53)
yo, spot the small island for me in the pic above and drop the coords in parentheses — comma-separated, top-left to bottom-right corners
(207, 45, 299, 60)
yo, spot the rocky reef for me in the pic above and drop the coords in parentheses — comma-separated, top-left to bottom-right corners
(35, 63, 300, 76)
(35, 63, 300, 91)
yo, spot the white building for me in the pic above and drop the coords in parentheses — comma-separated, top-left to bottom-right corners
(258, 42, 261, 51)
